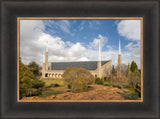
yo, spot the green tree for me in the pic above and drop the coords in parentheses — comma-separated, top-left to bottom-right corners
(19, 60, 45, 99)
(32, 79, 45, 94)
(28, 61, 40, 76)
(127, 63, 130, 76)
(32, 79, 45, 89)
(112, 65, 116, 74)
(129, 70, 141, 88)
(62, 67, 95, 92)
(19, 61, 35, 98)
(130, 61, 138, 72)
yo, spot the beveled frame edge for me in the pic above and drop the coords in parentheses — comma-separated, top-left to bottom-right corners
(17, 17, 143, 102)
(1, 0, 159, 118)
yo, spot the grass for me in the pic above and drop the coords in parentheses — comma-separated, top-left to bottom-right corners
(41, 79, 65, 87)
(38, 90, 64, 98)
(117, 88, 140, 100)
(104, 80, 140, 100)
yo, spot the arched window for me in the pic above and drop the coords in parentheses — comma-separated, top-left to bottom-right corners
(55, 73, 57, 78)
(45, 73, 48, 77)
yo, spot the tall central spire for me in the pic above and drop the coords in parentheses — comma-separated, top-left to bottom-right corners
(43, 48, 45, 63)
(117, 39, 122, 77)
(99, 38, 101, 61)
(97, 38, 102, 78)
(119, 39, 121, 54)
(46, 40, 48, 52)
(45, 40, 48, 70)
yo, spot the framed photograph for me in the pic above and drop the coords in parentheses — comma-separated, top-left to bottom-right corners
(1, 0, 159, 119)
(17, 17, 143, 102)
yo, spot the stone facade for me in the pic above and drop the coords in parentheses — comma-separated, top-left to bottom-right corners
(41, 60, 112, 79)
(40, 39, 114, 79)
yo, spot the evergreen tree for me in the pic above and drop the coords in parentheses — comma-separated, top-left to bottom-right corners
(112, 65, 116, 74)
(28, 61, 39, 76)
(130, 61, 138, 72)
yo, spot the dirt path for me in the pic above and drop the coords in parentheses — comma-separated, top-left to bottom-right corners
(22, 85, 125, 101)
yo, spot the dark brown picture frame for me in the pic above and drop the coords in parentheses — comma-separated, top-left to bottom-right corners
(0, 0, 159, 118)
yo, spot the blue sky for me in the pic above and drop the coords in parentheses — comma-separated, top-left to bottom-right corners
(20, 19, 141, 68)
(43, 20, 128, 51)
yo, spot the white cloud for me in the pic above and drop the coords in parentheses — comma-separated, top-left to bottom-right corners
(88, 34, 108, 50)
(116, 20, 141, 68)
(44, 20, 71, 34)
(58, 20, 70, 33)
(89, 20, 101, 29)
(20, 20, 88, 66)
(117, 20, 141, 41)
(125, 41, 141, 57)
(20, 20, 141, 69)
(67, 42, 86, 57)
(79, 21, 85, 31)
(106, 45, 113, 50)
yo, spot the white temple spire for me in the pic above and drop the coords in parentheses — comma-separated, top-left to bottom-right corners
(43, 48, 45, 63)
(46, 40, 48, 52)
(98, 38, 101, 61)
(119, 39, 121, 54)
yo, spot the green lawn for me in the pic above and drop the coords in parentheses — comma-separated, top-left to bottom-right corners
(41, 79, 65, 87)
(39, 90, 64, 98)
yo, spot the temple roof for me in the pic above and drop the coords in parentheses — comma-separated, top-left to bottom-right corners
(50, 60, 110, 70)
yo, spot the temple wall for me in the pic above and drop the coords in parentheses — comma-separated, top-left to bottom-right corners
(41, 60, 112, 79)
(100, 60, 112, 78)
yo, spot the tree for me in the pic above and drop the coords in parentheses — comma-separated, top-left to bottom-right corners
(28, 61, 40, 76)
(130, 61, 138, 72)
(19, 61, 35, 98)
(32, 79, 45, 89)
(62, 67, 95, 92)
(19, 60, 45, 99)
(112, 65, 116, 74)
(129, 70, 141, 88)
(121, 64, 128, 76)
(32, 79, 45, 94)
(128, 63, 130, 75)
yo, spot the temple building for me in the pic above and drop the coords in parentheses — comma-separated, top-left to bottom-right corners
(41, 39, 114, 79)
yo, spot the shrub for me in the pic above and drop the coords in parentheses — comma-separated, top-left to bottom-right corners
(32, 79, 45, 89)
(48, 83, 55, 88)
(62, 67, 94, 92)
(48, 83, 60, 88)
(54, 83, 60, 87)
(95, 77, 104, 85)
(95, 78, 101, 84)
(128, 71, 141, 88)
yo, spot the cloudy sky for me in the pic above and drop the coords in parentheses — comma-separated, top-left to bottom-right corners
(20, 19, 141, 68)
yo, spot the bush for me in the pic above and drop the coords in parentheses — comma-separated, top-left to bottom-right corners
(54, 83, 60, 87)
(95, 77, 104, 85)
(32, 79, 45, 89)
(48, 83, 60, 88)
(62, 67, 95, 93)
(128, 71, 141, 88)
